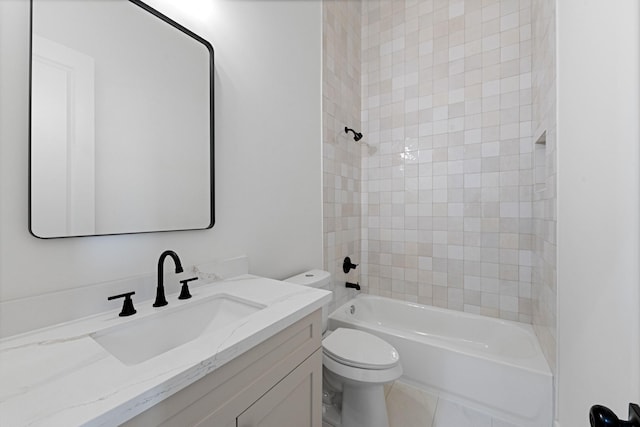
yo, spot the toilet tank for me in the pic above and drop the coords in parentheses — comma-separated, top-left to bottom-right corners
(284, 270, 332, 332)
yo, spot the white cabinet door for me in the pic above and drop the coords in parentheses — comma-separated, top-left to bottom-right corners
(237, 349, 322, 427)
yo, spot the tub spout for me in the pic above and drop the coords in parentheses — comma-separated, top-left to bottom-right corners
(345, 282, 360, 291)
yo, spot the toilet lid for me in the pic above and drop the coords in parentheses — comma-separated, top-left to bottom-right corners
(322, 328, 400, 370)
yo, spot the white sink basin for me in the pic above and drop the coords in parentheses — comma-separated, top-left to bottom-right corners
(91, 294, 265, 365)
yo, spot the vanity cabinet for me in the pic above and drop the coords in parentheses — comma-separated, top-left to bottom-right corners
(123, 310, 322, 427)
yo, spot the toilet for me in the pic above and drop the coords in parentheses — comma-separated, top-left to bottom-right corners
(285, 270, 402, 427)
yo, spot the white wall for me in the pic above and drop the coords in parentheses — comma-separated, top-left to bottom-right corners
(556, 0, 640, 424)
(0, 0, 322, 302)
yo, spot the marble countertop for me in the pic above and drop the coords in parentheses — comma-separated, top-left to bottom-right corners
(0, 275, 331, 427)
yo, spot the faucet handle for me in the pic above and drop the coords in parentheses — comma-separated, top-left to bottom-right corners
(178, 277, 197, 300)
(108, 291, 137, 317)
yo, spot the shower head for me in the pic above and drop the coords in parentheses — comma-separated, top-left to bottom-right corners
(344, 127, 363, 142)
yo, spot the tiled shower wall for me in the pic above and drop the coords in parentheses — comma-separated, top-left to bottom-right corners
(531, 0, 557, 375)
(360, 0, 535, 322)
(322, 0, 362, 310)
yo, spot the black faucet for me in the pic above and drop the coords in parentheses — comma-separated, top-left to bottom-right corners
(153, 250, 184, 307)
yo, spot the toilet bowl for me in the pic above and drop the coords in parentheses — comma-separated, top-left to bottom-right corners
(285, 270, 402, 427)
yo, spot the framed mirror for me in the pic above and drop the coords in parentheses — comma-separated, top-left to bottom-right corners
(29, 0, 214, 238)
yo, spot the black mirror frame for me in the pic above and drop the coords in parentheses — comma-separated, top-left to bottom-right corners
(28, 0, 215, 238)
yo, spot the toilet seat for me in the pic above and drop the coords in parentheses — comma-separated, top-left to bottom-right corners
(322, 328, 400, 370)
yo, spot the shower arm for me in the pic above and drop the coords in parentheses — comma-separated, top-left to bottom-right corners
(344, 127, 363, 142)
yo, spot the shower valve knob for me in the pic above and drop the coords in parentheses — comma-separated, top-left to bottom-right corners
(343, 257, 358, 273)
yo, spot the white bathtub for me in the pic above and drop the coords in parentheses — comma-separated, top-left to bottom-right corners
(328, 295, 552, 427)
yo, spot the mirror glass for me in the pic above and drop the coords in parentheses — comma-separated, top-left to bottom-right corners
(29, 0, 214, 238)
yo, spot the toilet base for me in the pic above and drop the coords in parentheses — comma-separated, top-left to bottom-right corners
(322, 402, 341, 427)
(321, 384, 390, 427)
(341, 382, 389, 427)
